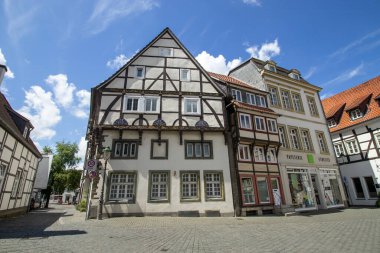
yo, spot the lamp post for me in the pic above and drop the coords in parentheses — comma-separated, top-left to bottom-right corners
(97, 146, 111, 220)
(0, 64, 8, 87)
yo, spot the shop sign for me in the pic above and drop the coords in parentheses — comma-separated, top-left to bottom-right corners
(318, 157, 331, 162)
(287, 154, 303, 160)
(307, 154, 315, 164)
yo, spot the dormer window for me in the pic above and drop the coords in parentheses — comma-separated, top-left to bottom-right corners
(290, 73, 300, 80)
(23, 127, 28, 138)
(327, 119, 337, 128)
(268, 65, 276, 72)
(350, 108, 363, 120)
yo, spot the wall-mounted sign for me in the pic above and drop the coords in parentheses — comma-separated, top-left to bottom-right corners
(318, 157, 331, 163)
(286, 154, 303, 160)
(307, 154, 315, 164)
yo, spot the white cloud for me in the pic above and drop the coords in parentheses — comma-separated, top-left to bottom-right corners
(246, 39, 281, 61)
(242, 0, 261, 6)
(76, 136, 87, 169)
(304, 67, 317, 80)
(195, 51, 242, 74)
(323, 63, 364, 86)
(320, 93, 335, 100)
(106, 54, 130, 69)
(45, 74, 76, 108)
(0, 48, 15, 79)
(87, 0, 159, 34)
(18, 86, 62, 140)
(73, 90, 91, 119)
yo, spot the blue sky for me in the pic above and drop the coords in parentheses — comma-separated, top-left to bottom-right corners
(0, 0, 379, 162)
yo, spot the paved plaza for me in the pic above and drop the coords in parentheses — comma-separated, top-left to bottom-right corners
(0, 204, 379, 253)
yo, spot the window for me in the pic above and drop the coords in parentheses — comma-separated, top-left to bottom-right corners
(254, 146, 265, 162)
(124, 96, 140, 112)
(316, 132, 329, 153)
(289, 127, 301, 150)
(231, 89, 242, 102)
(109, 173, 136, 202)
(0, 163, 7, 192)
(268, 65, 276, 72)
(350, 109, 363, 120)
(145, 97, 159, 113)
(267, 119, 277, 133)
(185, 141, 212, 159)
(246, 93, 256, 105)
(281, 90, 292, 110)
(292, 93, 304, 112)
(278, 125, 289, 148)
(159, 47, 173, 57)
(352, 177, 365, 198)
(345, 139, 359, 155)
(238, 145, 251, 161)
(151, 140, 168, 159)
(239, 113, 252, 129)
(113, 140, 138, 159)
(23, 127, 28, 138)
(364, 177, 378, 198)
(11, 170, 22, 198)
(183, 98, 200, 114)
(135, 66, 145, 79)
(269, 86, 280, 107)
(334, 143, 345, 157)
(375, 133, 380, 147)
(257, 177, 270, 203)
(307, 96, 319, 117)
(256, 95, 267, 107)
(180, 69, 190, 81)
(181, 172, 200, 201)
(266, 148, 277, 163)
(17, 171, 26, 198)
(300, 129, 313, 151)
(255, 116, 266, 131)
(241, 177, 255, 204)
(327, 119, 337, 128)
(205, 172, 224, 200)
(149, 171, 170, 202)
(290, 73, 300, 80)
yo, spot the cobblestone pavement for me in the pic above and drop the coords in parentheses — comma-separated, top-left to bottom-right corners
(0, 205, 380, 253)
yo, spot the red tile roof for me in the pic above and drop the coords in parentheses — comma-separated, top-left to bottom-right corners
(345, 94, 372, 111)
(322, 75, 380, 133)
(0, 92, 41, 157)
(325, 103, 346, 119)
(208, 72, 264, 92)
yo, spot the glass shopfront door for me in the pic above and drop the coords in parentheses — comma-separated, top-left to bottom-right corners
(271, 178, 282, 206)
(288, 171, 315, 209)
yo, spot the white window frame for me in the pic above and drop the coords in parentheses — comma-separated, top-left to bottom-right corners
(109, 173, 136, 202)
(375, 133, 380, 148)
(159, 47, 173, 57)
(144, 96, 160, 113)
(317, 132, 329, 153)
(327, 119, 337, 128)
(278, 125, 289, 148)
(345, 139, 360, 155)
(281, 90, 292, 110)
(113, 140, 138, 159)
(290, 73, 300, 80)
(135, 66, 145, 79)
(239, 113, 252, 129)
(289, 127, 301, 150)
(185, 141, 212, 159)
(205, 172, 223, 200)
(246, 93, 256, 105)
(267, 119, 278, 133)
(292, 92, 303, 112)
(266, 148, 277, 163)
(254, 146, 265, 162)
(180, 69, 191, 81)
(238, 144, 251, 161)
(124, 96, 140, 112)
(181, 172, 199, 200)
(350, 109, 363, 120)
(307, 96, 319, 117)
(183, 97, 200, 115)
(255, 116, 266, 131)
(231, 89, 242, 102)
(269, 86, 280, 107)
(11, 170, 22, 198)
(256, 95, 267, 107)
(334, 143, 345, 157)
(268, 65, 276, 72)
(150, 171, 169, 201)
(300, 129, 313, 151)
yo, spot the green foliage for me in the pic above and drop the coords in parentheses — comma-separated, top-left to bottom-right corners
(66, 169, 82, 191)
(52, 169, 82, 194)
(42, 146, 53, 154)
(76, 199, 87, 212)
(53, 173, 67, 195)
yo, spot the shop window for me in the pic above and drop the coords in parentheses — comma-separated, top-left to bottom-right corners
(151, 140, 168, 159)
(180, 171, 200, 201)
(238, 145, 251, 161)
(204, 172, 224, 200)
(149, 171, 170, 202)
(288, 172, 315, 208)
(113, 140, 138, 159)
(364, 176, 378, 198)
(320, 170, 343, 206)
(352, 177, 365, 198)
(239, 113, 252, 129)
(109, 172, 136, 202)
(241, 177, 255, 204)
(185, 141, 212, 159)
(231, 89, 242, 102)
(257, 177, 270, 203)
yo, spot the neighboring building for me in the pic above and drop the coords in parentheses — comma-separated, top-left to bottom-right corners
(230, 58, 346, 212)
(32, 153, 53, 205)
(0, 92, 42, 217)
(322, 76, 380, 206)
(209, 72, 283, 216)
(85, 28, 234, 217)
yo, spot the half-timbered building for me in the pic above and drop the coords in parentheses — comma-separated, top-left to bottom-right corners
(86, 28, 234, 217)
(0, 92, 41, 217)
(209, 72, 283, 216)
(229, 58, 346, 212)
(322, 75, 380, 206)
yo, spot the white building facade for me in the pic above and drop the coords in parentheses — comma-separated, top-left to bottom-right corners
(85, 28, 234, 217)
(230, 59, 346, 212)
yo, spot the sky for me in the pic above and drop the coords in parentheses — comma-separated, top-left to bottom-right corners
(0, 0, 379, 165)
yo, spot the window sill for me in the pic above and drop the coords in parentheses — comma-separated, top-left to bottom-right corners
(105, 200, 135, 205)
(180, 198, 201, 203)
(205, 197, 225, 202)
(148, 199, 170, 203)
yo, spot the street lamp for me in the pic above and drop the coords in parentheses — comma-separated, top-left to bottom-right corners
(97, 146, 111, 220)
(0, 64, 8, 87)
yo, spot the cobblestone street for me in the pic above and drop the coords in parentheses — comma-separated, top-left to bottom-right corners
(0, 204, 379, 253)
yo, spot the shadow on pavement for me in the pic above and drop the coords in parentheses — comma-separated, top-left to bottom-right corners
(0, 208, 86, 239)
(297, 208, 345, 217)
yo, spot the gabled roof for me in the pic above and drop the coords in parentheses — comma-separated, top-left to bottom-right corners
(325, 103, 346, 119)
(322, 75, 380, 133)
(0, 92, 41, 158)
(208, 72, 266, 93)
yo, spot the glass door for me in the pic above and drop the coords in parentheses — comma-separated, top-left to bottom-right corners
(311, 174, 321, 207)
(271, 178, 282, 206)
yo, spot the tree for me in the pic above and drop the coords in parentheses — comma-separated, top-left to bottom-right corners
(66, 169, 82, 191)
(42, 146, 53, 154)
